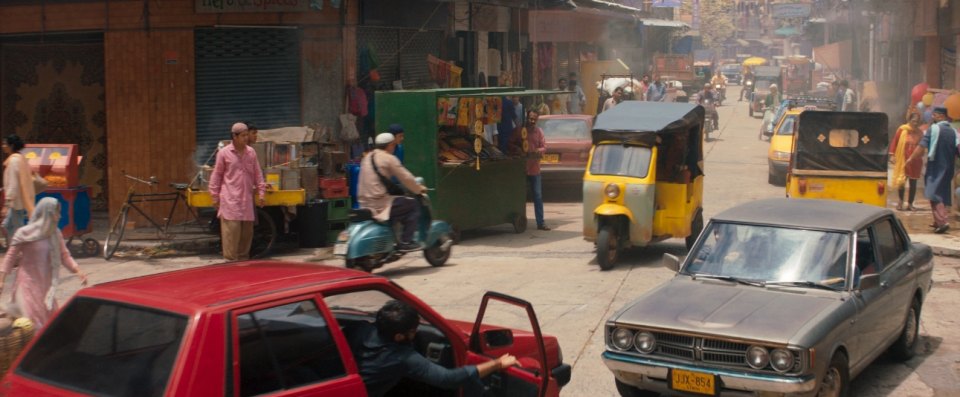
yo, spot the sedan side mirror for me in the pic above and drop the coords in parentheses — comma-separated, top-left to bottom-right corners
(482, 329, 514, 349)
(662, 253, 681, 272)
(858, 273, 881, 290)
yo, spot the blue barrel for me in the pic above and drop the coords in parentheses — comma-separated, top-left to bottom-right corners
(347, 161, 361, 208)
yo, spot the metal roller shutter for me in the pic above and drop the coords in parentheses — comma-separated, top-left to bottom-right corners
(358, 27, 442, 89)
(195, 28, 301, 164)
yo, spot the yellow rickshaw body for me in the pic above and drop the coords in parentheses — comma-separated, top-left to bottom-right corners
(583, 102, 706, 247)
(786, 111, 889, 208)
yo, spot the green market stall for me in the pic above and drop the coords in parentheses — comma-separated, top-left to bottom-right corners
(375, 87, 558, 236)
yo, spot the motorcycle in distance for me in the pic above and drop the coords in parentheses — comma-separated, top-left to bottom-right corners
(334, 178, 454, 272)
(714, 83, 726, 106)
(702, 98, 718, 140)
(741, 79, 754, 102)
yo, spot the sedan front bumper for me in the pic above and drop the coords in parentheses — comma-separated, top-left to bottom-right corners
(603, 351, 818, 396)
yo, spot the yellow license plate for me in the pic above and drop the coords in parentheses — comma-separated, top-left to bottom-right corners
(671, 369, 716, 395)
(541, 154, 559, 164)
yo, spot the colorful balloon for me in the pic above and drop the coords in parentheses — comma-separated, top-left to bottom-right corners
(945, 93, 960, 119)
(911, 82, 929, 104)
(917, 102, 925, 113)
(922, 92, 934, 106)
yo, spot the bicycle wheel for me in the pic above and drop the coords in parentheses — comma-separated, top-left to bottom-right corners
(103, 207, 129, 260)
(249, 208, 277, 259)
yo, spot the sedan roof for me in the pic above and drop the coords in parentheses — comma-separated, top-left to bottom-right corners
(711, 198, 891, 231)
(84, 261, 375, 310)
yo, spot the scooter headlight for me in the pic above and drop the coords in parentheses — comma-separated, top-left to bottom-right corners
(747, 80, 753, 86)
(604, 184, 621, 199)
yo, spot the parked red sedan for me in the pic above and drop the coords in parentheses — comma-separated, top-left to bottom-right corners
(1, 261, 570, 397)
(538, 114, 593, 187)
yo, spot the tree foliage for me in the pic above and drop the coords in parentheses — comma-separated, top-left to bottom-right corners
(681, 0, 737, 51)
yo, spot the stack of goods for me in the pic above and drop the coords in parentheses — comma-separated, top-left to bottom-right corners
(438, 134, 506, 165)
(0, 314, 34, 374)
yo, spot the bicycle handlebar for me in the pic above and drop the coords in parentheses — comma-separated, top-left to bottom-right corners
(121, 170, 158, 186)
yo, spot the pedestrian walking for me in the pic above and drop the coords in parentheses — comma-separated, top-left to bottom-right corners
(890, 112, 923, 211)
(839, 80, 856, 111)
(0, 197, 88, 328)
(509, 110, 550, 230)
(646, 76, 667, 102)
(603, 87, 624, 112)
(2, 135, 36, 246)
(551, 78, 570, 115)
(209, 122, 267, 260)
(568, 72, 587, 113)
(906, 107, 960, 233)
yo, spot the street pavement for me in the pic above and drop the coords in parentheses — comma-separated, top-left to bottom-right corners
(28, 97, 960, 396)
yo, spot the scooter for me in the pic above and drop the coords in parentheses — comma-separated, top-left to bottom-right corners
(334, 183, 454, 272)
(741, 79, 754, 101)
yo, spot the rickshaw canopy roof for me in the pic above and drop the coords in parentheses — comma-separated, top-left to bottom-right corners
(793, 111, 889, 172)
(592, 101, 705, 144)
(743, 57, 768, 66)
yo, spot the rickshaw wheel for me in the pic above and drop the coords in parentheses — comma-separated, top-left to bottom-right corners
(249, 208, 277, 259)
(597, 226, 620, 271)
(512, 214, 527, 233)
(82, 238, 101, 257)
(685, 211, 704, 251)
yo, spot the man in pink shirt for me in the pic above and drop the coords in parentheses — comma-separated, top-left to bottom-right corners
(509, 109, 550, 231)
(209, 122, 267, 260)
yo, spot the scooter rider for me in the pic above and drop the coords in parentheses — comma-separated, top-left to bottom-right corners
(358, 132, 428, 252)
(698, 83, 720, 129)
(710, 71, 727, 101)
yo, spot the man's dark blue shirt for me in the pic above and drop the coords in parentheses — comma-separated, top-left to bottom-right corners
(347, 323, 481, 397)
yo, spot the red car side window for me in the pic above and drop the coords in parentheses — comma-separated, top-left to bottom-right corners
(237, 300, 347, 396)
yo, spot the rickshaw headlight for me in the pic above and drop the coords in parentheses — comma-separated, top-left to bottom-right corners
(746, 346, 770, 369)
(634, 332, 656, 354)
(770, 349, 795, 372)
(610, 328, 634, 351)
(604, 184, 621, 199)
(772, 150, 791, 161)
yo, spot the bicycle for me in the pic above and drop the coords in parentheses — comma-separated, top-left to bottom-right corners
(103, 171, 208, 259)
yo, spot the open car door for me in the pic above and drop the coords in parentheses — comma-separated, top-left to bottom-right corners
(467, 292, 549, 397)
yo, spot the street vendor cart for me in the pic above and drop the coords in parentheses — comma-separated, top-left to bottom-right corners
(375, 87, 560, 237)
(22, 144, 100, 257)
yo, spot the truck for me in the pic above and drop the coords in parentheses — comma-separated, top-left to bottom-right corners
(652, 53, 695, 89)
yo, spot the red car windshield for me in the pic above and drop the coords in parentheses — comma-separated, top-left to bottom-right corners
(15, 297, 187, 397)
(539, 119, 590, 140)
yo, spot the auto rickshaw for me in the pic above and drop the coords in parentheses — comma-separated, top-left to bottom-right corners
(748, 66, 783, 118)
(583, 102, 705, 270)
(786, 111, 889, 206)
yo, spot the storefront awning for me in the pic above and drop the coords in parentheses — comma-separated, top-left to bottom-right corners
(749, 38, 774, 46)
(736, 39, 750, 46)
(640, 19, 689, 29)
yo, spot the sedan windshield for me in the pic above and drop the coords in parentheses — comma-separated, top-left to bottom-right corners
(684, 222, 850, 290)
(588, 144, 652, 178)
(539, 119, 590, 140)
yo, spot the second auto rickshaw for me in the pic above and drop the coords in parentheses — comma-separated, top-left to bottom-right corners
(786, 111, 889, 206)
(583, 102, 705, 270)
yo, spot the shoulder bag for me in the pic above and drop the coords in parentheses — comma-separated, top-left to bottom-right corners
(369, 152, 405, 196)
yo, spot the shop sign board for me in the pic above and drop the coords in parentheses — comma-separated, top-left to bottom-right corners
(771, 3, 811, 19)
(196, 0, 312, 13)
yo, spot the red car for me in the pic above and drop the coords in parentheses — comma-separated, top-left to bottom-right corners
(1, 261, 570, 397)
(537, 114, 593, 185)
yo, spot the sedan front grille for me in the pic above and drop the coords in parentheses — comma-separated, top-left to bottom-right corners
(622, 329, 803, 374)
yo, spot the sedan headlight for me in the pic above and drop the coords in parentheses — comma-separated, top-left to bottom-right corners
(610, 328, 634, 351)
(770, 348, 795, 372)
(746, 346, 770, 369)
(604, 183, 621, 199)
(772, 150, 791, 161)
(634, 332, 656, 354)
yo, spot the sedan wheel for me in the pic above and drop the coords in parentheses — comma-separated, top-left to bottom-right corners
(888, 298, 921, 361)
(818, 353, 849, 397)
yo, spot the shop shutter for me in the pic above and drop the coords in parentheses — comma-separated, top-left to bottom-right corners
(194, 28, 301, 164)
(358, 27, 442, 89)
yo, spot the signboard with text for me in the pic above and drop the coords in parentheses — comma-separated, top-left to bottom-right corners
(196, 0, 312, 13)
(771, 3, 811, 19)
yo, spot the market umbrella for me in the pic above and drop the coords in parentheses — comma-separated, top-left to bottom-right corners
(743, 57, 768, 67)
